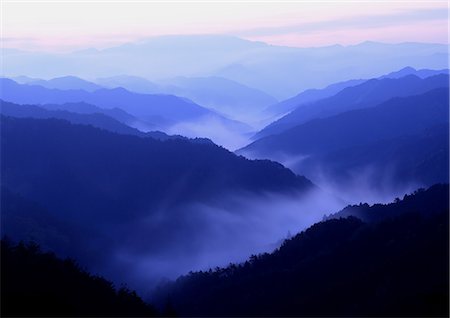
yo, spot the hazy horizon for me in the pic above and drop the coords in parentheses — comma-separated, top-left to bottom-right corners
(3, 1, 448, 52)
(4, 34, 449, 56)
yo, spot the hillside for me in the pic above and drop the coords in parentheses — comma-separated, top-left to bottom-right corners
(2, 115, 311, 221)
(0, 100, 186, 141)
(256, 74, 449, 138)
(159, 76, 278, 121)
(0, 78, 230, 129)
(240, 88, 449, 188)
(154, 184, 449, 317)
(1, 240, 158, 317)
(1, 115, 314, 289)
(262, 67, 449, 120)
(263, 78, 365, 118)
(21, 75, 103, 92)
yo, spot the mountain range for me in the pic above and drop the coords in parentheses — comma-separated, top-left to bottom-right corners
(12, 75, 103, 92)
(263, 67, 449, 120)
(256, 74, 449, 139)
(240, 88, 449, 192)
(1, 114, 314, 289)
(0, 100, 192, 141)
(4, 36, 448, 99)
(0, 78, 253, 149)
(153, 184, 449, 317)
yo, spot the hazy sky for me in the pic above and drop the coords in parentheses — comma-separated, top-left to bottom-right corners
(2, 0, 448, 52)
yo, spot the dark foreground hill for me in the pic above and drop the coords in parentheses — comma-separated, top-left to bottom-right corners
(154, 184, 449, 317)
(1, 240, 158, 317)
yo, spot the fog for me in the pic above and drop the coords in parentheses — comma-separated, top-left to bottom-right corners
(81, 187, 344, 297)
(300, 165, 423, 205)
(238, 147, 426, 205)
(167, 114, 255, 150)
(83, 121, 430, 297)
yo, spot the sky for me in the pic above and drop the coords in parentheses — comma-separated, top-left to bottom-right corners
(1, 0, 449, 52)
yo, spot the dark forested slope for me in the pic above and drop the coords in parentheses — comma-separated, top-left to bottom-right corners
(1, 240, 158, 317)
(155, 184, 449, 317)
(1, 116, 312, 224)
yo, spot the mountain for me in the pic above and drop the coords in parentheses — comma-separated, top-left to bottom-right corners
(1, 240, 159, 317)
(3, 37, 448, 99)
(37, 101, 201, 140)
(0, 78, 211, 125)
(263, 67, 449, 120)
(2, 116, 311, 219)
(297, 124, 449, 191)
(38, 101, 140, 125)
(158, 76, 278, 121)
(22, 76, 103, 92)
(263, 78, 366, 119)
(324, 184, 449, 223)
(240, 88, 449, 189)
(154, 184, 449, 317)
(0, 100, 188, 141)
(95, 75, 159, 94)
(1, 115, 313, 289)
(255, 74, 449, 139)
(95, 75, 277, 123)
(380, 66, 449, 79)
(11, 75, 41, 84)
(0, 78, 254, 149)
(0, 100, 145, 136)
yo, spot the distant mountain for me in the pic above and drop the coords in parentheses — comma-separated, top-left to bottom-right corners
(0, 78, 210, 125)
(263, 67, 449, 120)
(11, 75, 41, 84)
(37, 101, 213, 141)
(0, 100, 215, 144)
(154, 184, 449, 317)
(3, 37, 448, 99)
(198, 41, 449, 99)
(240, 88, 449, 188)
(36, 101, 170, 133)
(0, 78, 254, 148)
(0, 100, 189, 142)
(159, 76, 278, 122)
(95, 75, 159, 94)
(95, 75, 277, 123)
(38, 101, 139, 125)
(0, 100, 145, 136)
(380, 66, 449, 79)
(1, 239, 158, 317)
(263, 78, 365, 119)
(256, 74, 449, 139)
(24, 76, 103, 92)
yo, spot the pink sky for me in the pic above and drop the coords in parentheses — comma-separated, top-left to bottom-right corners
(2, 1, 448, 52)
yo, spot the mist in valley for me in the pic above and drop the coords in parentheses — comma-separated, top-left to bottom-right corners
(1, 4, 449, 314)
(2, 70, 447, 301)
(81, 187, 345, 297)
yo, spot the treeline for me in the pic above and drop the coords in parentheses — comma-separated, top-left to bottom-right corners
(154, 184, 449, 317)
(1, 240, 159, 317)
